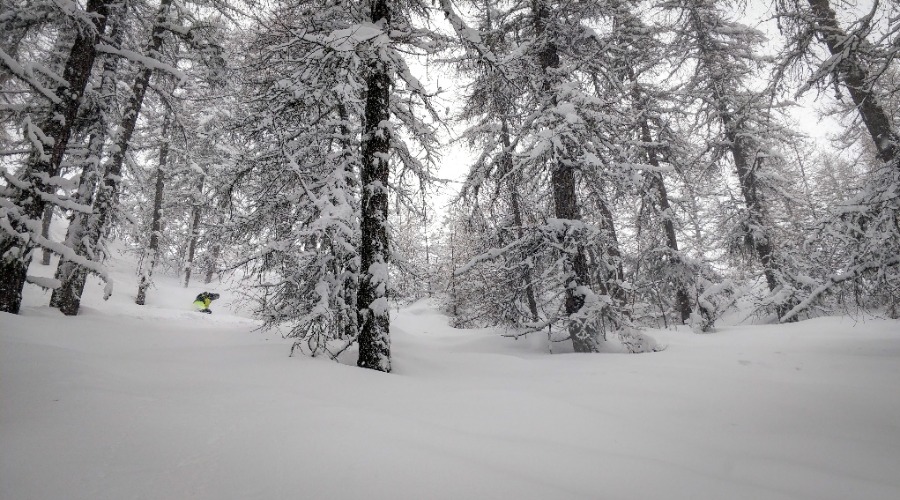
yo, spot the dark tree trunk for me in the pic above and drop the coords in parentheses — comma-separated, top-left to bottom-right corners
(335, 102, 360, 339)
(688, 6, 792, 320)
(40, 206, 54, 265)
(534, 0, 597, 352)
(183, 176, 204, 288)
(53, 0, 173, 315)
(356, 0, 393, 372)
(136, 111, 170, 305)
(204, 241, 220, 284)
(649, 169, 693, 323)
(500, 118, 540, 323)
(721, 114, 782, 292)
(720, 98, 792, 320)
(806, 0, 898, 165)
(202, 198, 223, 286)
(627, 66, 692, 323)
(551, 167, 597, 353)
(0, 0, 111, 314)
(50, 10, 123, 309)
(593, 195, 628, 309)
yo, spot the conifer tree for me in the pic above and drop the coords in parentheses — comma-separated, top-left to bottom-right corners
(223, 0, 443, 368)
(0, 0, 113, 313)
(51, 0, 175, 315)
(664, 0, 800, 320)
(775, 0, 900, 319)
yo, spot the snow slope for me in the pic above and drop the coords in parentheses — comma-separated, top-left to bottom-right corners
(2, 256, 900, 499)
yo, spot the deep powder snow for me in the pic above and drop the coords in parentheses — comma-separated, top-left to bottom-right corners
(2, 255, 900, 500)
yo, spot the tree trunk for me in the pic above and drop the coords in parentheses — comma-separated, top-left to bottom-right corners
(500, 118, 540, 323)
(356, 0, 393, 372)
(49, 132, 106, 309)
(534, 0, 597, 352)
(688, 5, 792, 320)
(40, 206, 54, 265)
(593, 195, 628, 309)
(0, 0, 111, 314)
(335, 102, 360, 339)
(204, 240, 220, 284)
(183, 176, 204, 288)
(49, 10, 124, 310)
(52, 0, 173, 315)
(650, 168, 693, 324)
(806, 0, 898, 165)
(136, 111, 170, 305)
(627, 65, 692, 323)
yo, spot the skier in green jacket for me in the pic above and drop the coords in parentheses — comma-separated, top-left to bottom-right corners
(193, 292, 220, 314)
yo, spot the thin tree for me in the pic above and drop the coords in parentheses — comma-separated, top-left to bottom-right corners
(136, 109, 171, 305)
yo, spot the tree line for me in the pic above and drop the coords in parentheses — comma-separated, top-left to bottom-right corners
(1, 0, 898, 371)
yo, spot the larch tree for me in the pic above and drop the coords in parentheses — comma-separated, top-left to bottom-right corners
(609, 1, 696, 325)
(356, 0, 395, 370)
(135, 105, 171, 305)
(220, 0, 443, 370)
(50, 0, 177, 315)
(775, 0, 900, 319)
(446, 0, 664, 352)
(0, 0, 113, 314)
(663, 0, 801, 320)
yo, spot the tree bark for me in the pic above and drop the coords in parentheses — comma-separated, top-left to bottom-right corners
(0, 0, 111, 314)
(335, 102, 359, 340)
(204, 240, 220, 284)
(136, 111, 170, 305)
(593, 195, 628, 309)
(40, 206, 54, 265)
(52, 0, 173, 315)
(356, 0, 393, 372)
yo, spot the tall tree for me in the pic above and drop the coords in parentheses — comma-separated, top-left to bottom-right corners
(356, 0, 394, 370)
(0, 0, 113, 313)
(610, 2, 695, 324)
(448, 0, 648, 350)
(51, 0, 175, 315)
(775, 0, 900, 320)
(666, 0, 799, 320)
(135, 108, 171, 305)
(221, 0, 441, 366)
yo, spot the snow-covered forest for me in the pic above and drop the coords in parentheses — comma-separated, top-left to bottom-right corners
(3, 0, 899, 366)
(2, 0, 900, 497)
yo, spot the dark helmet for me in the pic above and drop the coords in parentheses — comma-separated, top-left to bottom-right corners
(196, 292, 220, 301)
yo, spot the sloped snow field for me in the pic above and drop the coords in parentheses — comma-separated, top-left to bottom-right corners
(2, 251, 900, 500)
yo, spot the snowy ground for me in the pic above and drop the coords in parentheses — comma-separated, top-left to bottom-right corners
(3, 252, 900, 499)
